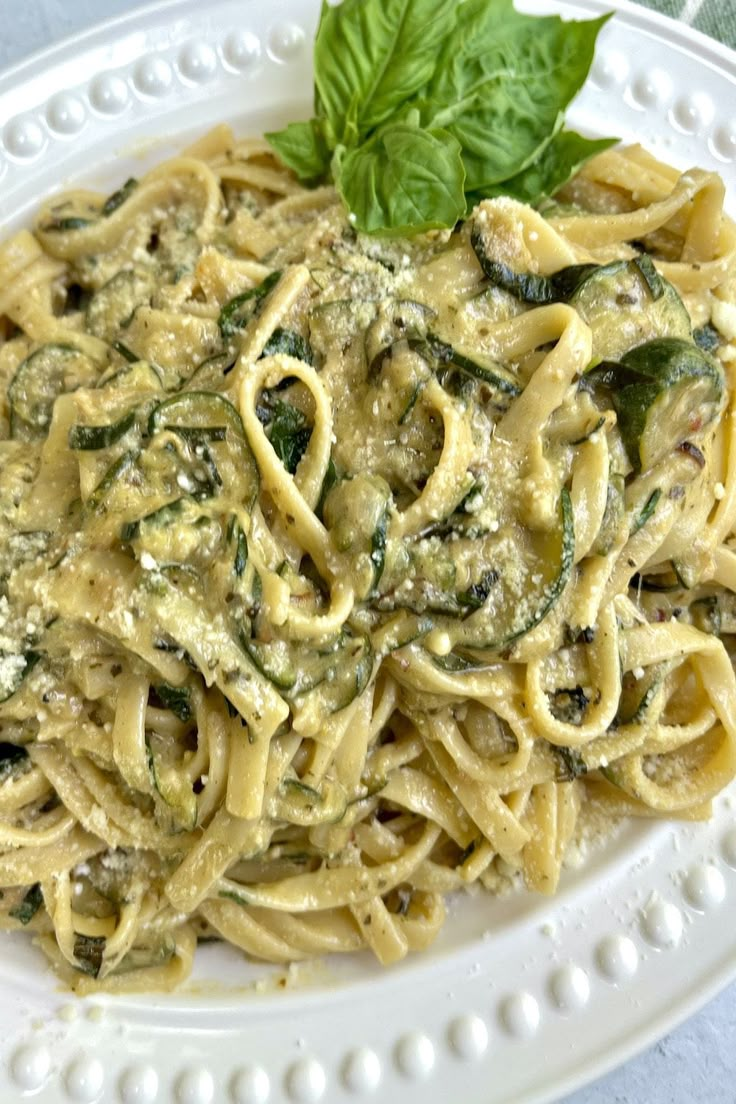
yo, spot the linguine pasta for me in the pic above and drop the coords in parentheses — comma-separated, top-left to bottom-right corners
(0, 125, 735, 991)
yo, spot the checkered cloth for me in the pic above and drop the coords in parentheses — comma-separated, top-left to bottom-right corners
(635, 0, 735, 48)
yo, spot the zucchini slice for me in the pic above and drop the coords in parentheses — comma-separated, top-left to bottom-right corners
(420, 333, 521, 400)
(69, 409, 136, 450)
(452, 488, 575, 653)
(218, 271, 281, 339)
(365, 299, 435, 374)
(8, 344, 99, 438)
(86, 450, 139, 513)
(241, 630, 372, 707)
(86, 267, 157, 341)
(586, 338, 724, 471)
(148, 391, 259, 509)
(593, 474, 625, 555)
(147, 734, 197, 830)
(471, 223, 691, 360)
(570, 257, 691, 360)
(185, 353, 235, 391)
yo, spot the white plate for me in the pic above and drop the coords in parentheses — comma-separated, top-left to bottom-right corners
(1, 2, 736, 1102)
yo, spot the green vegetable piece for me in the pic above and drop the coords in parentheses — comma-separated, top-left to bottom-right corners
(370, 507, 389, 591)
(316, 457, 339, 521)
(112, 341, 140, 364)
(571, 260, 690, 360)
(86, 267, 157, 341)
(473, 223, 614, 305)
(9, 344, 99, 439)
(424, 332, 521, 396)
(431, 652, 490, 673)
(555, 745, 588, 780)
(101, 177, 138, 217)
(631, 488, 661, 535)
(218, 271, 281, 338)
(87, 450, 138, 513)
(633, 254, 665, 300)
(185, 352, 235, 391)
(398, 381, 424, 424)
(68, 409, 136, 450)
(41, 216, 92, 232)
(74, 933, 106, 977)
(690, 595, 721, 635)
(457, 569, 499, 612)
(115, 936, 176, 975)
(261, 328, 314, 364)
(147, 735, 197, 830)
(594, 473, 625, 555)
(232, 521, 248, 577)
(154, 683, 192, 722)
(267, 0, 612, 234)
(338, 122, 466, 236)
(456, 487, 575, 652)
(313, 0, 457, 141)
(10, 883, 43, 925)
(422, 1, 611, 190)
(482, 130, 617, 205)
(593, 338, 724, 471)
(550, 685, 590, 726)
(265, 119, 332, 181)
(165, 425, 227, 445)
(121, 497, 187, 543)
(264, 400, 312, 474)
(240, 637, 298, 691)
(149, 391, 259, 509)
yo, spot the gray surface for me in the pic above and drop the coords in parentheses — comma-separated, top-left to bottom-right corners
(0, 2, 734, 1102)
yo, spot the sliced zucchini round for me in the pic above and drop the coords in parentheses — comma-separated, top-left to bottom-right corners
(8, 344, 99, 438)
(571, 258, 691, 360)
(86, 267, 157, 341)
(590, 338, 724, 472)
(148, 391, 259, 509)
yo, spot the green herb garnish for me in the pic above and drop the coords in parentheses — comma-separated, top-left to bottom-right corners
(267, 0, 615, 235)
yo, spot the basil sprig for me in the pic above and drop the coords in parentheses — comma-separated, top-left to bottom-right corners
(267, 0, 616, 235)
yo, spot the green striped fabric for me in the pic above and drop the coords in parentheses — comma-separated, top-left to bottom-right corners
(634, 0, 736, 49)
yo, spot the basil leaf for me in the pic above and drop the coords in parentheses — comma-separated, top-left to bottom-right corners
(153, 683, 192, 722)
(337, 123, 466, 236)
(261, 328, 314, 365)
(265, 119, 331, 181)
(481, 130, 618, 205)
(266, 401, 313, 474)
(314, 0, 456, 141)
(423, 1, 611, 190)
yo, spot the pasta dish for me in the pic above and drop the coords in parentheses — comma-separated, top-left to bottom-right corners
(0, 125, 735, 991)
